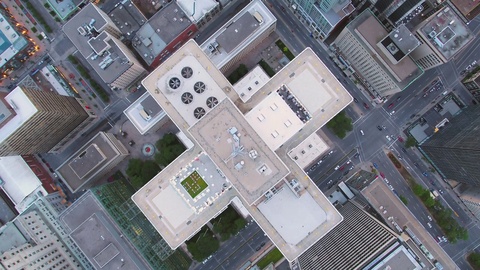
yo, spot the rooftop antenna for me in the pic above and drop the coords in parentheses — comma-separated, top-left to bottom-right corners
(224, 127, 246, 163)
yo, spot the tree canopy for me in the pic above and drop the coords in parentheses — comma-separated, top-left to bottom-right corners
(155, 133, 186, 166)
(126, 158, 161, 189)
(186, 227, 219, 261)
(326, 111, 353, 139)
(212, 206, 247, 240)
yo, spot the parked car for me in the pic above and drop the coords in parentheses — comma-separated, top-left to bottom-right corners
(423, 172, 429, 177)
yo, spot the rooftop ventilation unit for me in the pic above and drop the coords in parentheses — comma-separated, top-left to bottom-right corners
(194, 81, 206, 94)
(194, 107, 206, 119)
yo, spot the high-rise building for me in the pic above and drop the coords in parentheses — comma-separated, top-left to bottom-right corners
(287, 0, 355, 40)
(419, 106, 480, 186)
(0, 192, 92, 270)
(0, 87, 92, 156)
(456, 185, 480, 221)
(333, 10, 423, 100)
(63, 3, 146, 91)
(296, 201, 419, 270)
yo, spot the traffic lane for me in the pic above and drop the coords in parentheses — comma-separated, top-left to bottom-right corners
(355, 110, 392, 159)
(219, 232, 270, 270)
(373, 154, 445, 238)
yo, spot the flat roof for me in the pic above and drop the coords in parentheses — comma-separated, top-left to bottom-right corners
(63, 3, 110, 58)
(0, 13, 28, 68)
(370, 245, 421, 270)
(288, 133, 329, 169)
(216, 12, 260, 53)
(133, 2, 192, 65)
(124, 92, 166, 135)
(56, 132, 122, 192)
(190, 99, 290, 204)
(245, 92, 305, 150)
(0, 87, 38, 146)
(136, 40, 345, 261)
(59, 192, 147, 270)
(355, 12, 420, 84)
(258, 184, 327, 245)
(153, 56, 228, 127)
(177, 0, 218, 23)
(108, 1, 145, 37)
(0, 156, 42, 205)
(45, 0, 77, 20)
(200, 0, 276, 69)
(233, 65, 270, 102)
(419, 6, 473, 60)
(379, 25, 420, 64)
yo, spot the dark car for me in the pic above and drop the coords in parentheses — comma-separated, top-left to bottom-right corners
(396, 96, 401, 101)
(363, 102, 370, 109)
(377, 125, 383, 131)
(388, 103, 394, 109)
(353, 98, 359, 103)
(128, 140, 135, 146)
(423, 172, 429, 177)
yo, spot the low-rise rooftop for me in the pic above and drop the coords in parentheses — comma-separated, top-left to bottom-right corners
(108, 0, 146, 37)
(56, 132, 128, 193)
(133, 2, 192, 66)
(418, 6, 473, 60)
(0, 12, 28, 68)
(233, 65, 269, 102)
(124, 92, 166, 135)
(200, 0, 276, 69)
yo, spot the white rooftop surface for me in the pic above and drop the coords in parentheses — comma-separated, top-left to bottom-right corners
(245, 92, 304, 150)
(0, 87, 38, 144)
(0, 13, 25, 68)
(154, 55, 227, 127)
(233, 65, 269, 102)
(151, 185, 194, 229)
(136, 40, 346, 261)
(124, 92, 166, 135)
(287, 69, 331, 114)
(288, 133, 328, 169)
(177, 0, 218, 23)
(200, 0, 276, 69)
(0, 156, 43, 205)
(258, 184, 327, 245)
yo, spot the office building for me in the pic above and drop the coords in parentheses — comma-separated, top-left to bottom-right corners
(63, 3, 146, 91)
(462, 67, 480, 102)
(456, 185, 480, 221)
(287, 0, 355, 40)
(123, 92, 167, 135)
(59, 191, 150, 269)
(133, 39, 353, 261)
(419, 105, 480, 186)
(370, 0, 426, 28)
(133, 2, 197, 69)
(411, 5, 473, 70)
(333, 10, 422, 100)
(200, 0, 276, 72)
(56, 132, 129, 193)
(0, 87, 91, 156)
(0, 193, 92, 270)
(177, 0, 220, 29)
(296, 201, 420, 270)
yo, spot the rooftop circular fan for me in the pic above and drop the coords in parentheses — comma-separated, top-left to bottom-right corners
(181, 92, 194, 104)
(194, 107, 206, 119)
(181, 66, 193, 79)
(194, 81, 206, 94)
(206, 96, 218, 108)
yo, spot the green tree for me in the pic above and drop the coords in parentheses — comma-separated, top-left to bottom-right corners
(405, 136, 417, 148)
(186, 227, 219, 261)
(468, 252, 480, 270)
(126, 158, 160, 189)
(155, 133, 186, 166)
(412, 183, 425, 196)
(326, 111, 353, 139)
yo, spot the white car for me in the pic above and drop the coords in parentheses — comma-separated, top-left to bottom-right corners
(427, 222, 432, 228)
(388, 184, 394, 190)
(360, 130, 364, 135)
(334, 165, 340, 170)
(384, 178, 390, 184)
(427, 216, 433, 221)
(389, 110, 396, 116)
(386, 135, 391, 141)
